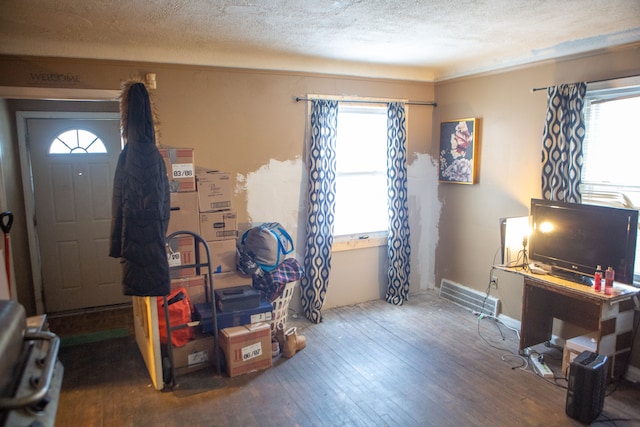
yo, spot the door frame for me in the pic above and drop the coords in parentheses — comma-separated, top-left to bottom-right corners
(16, 111, 121, 314)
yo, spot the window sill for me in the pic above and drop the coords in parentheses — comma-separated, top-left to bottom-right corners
(332, 233, 387, 252)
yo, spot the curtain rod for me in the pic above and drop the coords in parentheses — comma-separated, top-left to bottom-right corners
(294, 96, 437, 107)
(531, 73, 640, 92)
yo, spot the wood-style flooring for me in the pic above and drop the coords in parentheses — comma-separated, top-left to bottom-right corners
(53, 291, 640, 426)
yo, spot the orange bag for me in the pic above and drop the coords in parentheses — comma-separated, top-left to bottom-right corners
(157, 287, 195, 347)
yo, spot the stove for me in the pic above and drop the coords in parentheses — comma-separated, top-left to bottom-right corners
(0, 300, 63, 427)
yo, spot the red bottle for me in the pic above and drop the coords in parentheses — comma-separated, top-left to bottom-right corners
(593, 265, 602, 292)
(604, 266, 615, 294)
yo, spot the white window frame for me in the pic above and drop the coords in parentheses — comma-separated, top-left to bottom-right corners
(331, 102, 389, 251)
(49, 128, 108, 154)
(581, 76, 640, 286)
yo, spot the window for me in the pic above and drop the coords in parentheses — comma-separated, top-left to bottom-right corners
(582, 81, 640, 284)
(333, 104, 388, 237)
(49, 129, 107, 154)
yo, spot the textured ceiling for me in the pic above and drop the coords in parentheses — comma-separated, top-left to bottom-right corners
(1, 0, 639, 81)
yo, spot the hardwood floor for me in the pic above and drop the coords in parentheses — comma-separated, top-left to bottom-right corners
(54, 291, 640, 426)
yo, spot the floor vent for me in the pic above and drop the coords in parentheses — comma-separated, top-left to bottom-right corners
(439, 279, 500, 316)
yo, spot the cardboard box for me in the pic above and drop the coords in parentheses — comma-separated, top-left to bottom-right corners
(219, 322, 272, 377)
(199, 239, 237, 274)
(195, 300, 273, 332)
(170, 275, 206, 304)
(197, 171, 232, 212)
(166, 235, 197, 278)
(168, 191, 200, 236)
(562, 332, 598, 377)
(160, 148, 196, 192)
(199, 210, 238, 241)
(173, 330, 215, 375)
(212, 271, 252, 290)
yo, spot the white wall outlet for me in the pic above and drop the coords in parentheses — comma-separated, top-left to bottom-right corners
(490, 275, 498, 289)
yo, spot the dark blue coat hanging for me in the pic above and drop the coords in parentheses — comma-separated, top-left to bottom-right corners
(109, 82, 171, 296)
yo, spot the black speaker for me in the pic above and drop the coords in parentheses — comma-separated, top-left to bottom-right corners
(565, 351, 608, 424)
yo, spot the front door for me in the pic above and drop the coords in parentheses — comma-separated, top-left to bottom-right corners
(26, 115, 127, 312)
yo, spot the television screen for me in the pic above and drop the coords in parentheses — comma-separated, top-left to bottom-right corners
(529, 199, 638, 285)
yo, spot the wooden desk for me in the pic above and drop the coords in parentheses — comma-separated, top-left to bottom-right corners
(497, 266, 639, 379)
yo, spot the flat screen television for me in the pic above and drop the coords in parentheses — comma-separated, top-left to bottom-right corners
(529, 198, 638, 285)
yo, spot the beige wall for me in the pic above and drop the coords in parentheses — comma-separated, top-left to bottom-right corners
(434, 44, 640, 369)
(1, 47, 639, 371)
(0, 55, 438, 316)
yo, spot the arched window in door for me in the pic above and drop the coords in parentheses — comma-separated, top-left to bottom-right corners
(49, 129, 108, 154)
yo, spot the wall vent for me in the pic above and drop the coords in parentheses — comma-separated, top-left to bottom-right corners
(439, 279, 500, 317)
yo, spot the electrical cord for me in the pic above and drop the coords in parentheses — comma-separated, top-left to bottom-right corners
(476, 314, 513, 353)
(485, 249, 572, 386)
(475, 264, 526, 366)
(491, 245, 574, 388)
(494, 245, 639, 416)
(521, 236, 530, 271)
(526, 348, 569, 389)
(501, 353, 529, 370)
(476, 315, 529, 369)
(500, 239, 530, 271)
(592, 414, 640, 426)
(478, 313, 521, 340)
(476, 267, 509, 348)
(487, 249, 570, 387)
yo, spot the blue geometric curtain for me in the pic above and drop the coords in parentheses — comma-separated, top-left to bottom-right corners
(541, 83, 587, 202)
(301, 99, 338, 323)
(385, 102, 411, 305)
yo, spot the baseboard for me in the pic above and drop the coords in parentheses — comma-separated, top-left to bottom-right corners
(497, 314, 566, 349)
(497, 313, 520, 331)
(626, 365, 640, 383)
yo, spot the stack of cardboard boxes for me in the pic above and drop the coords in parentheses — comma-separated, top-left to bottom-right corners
(160, 148, 272, 378)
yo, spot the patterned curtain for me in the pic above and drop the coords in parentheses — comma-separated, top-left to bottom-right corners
(385, 103, 411, 305)
(300, 99, 338, 323)
(541, 83, 587, 202)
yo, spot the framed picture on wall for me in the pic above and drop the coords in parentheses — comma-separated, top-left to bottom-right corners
(438, 118, 479, 184)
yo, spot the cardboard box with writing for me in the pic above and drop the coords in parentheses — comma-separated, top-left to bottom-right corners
(199, 210, 238, 241)
(197, 171, 232, 212)
(219, 322, 272, 377)
(168, 191, 199, 236)
(173, 330, 215, 375)
(166, 235, 197, 278)
(199, 239, 237, 274)
(160, 148, 196, 193)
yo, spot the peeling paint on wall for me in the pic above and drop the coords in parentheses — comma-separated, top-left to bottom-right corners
(408, 152, 441, 290)
(237, 153, 440, 293)
(236, 157, 304, 243)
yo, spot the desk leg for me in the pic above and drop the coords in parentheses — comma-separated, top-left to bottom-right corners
(520, 283, 554, 352)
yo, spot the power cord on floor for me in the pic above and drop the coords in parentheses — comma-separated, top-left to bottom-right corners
(478, 260, 572, 385)
(591, 414, 640, 426)
(525, 348, 569, 389)
(476, 314, 529, 370)
(501, 353, 529, 371)
(488, 248, 639, 424)
(475, 263, 529, 368)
